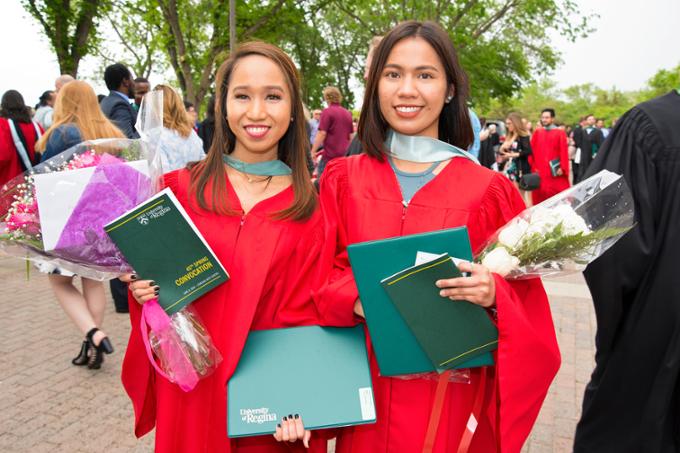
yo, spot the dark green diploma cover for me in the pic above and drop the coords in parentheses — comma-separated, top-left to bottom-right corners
(347, 227, 494, 376)
(105, 188, 229, 315)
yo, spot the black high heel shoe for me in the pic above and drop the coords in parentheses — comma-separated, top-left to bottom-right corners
(71, 340, 90, 366)
(86, 327, 114, 370)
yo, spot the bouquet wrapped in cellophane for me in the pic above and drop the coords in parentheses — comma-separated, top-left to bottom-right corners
(478, 170, 635, 279)
(0, 138, 163, 279)
(141, 299, 222, 392)
(1, 91, 220, 392)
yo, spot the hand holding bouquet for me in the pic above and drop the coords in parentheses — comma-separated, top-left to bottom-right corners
(478, 170, 635, 279)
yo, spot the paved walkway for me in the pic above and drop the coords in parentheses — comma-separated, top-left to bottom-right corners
(0, 256, 596, 452)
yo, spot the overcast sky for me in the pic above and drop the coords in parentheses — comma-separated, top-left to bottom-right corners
(2, 0, 679, 108)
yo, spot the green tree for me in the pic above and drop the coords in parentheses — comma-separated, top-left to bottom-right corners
(637, 63, 680, 101)
(95, 1, 169, 79)
(21, 0, 111, 77)
(321, 0, 595, 108)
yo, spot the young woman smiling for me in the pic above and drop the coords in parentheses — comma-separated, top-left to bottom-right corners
(121, 42, 326, 453)
(315, 21, 560, 452)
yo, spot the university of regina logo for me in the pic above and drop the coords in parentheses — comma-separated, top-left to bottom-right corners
(137, 205, 171, 226)
(240, 408, 277, 424)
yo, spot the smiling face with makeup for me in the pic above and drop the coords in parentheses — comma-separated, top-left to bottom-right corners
(377, 37, 452, 139)
(226, 54, 292, 162)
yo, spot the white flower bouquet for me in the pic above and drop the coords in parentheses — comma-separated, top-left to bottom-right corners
(477, 170, 635, 279)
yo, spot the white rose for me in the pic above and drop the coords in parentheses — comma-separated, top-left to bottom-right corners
(498, 218, 530, 249)
(481, 247, 520, 277)
(552, 204, 591, 235)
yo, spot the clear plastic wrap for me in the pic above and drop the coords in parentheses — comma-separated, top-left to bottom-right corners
(0, 139, 163, 280)
(477, 169, 635, 279)
(0, 91, 167, 280)
(142, 299, 222, 392)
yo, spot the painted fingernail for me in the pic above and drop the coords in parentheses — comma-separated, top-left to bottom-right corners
(153, 286, 160, 291)
(277, 423, 281, 428)
(288, 414, 293, 419)
(130, 274, 138, 281)
(154, 289, 159, 296)
(149, 281, 156, 287)
(294, 414, 299, 419)
(282, 416, 287, 421)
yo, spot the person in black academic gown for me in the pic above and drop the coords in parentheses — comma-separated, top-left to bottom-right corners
(576, 114, 604, 182)
(574, 89, 680, 453)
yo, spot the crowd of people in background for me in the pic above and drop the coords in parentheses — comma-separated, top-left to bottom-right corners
(474, 109, 616, 207)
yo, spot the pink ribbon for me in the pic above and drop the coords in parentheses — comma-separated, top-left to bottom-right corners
(141, 299, 200, 392)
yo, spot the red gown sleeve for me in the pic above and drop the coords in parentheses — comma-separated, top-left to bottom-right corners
(473, 174, 561, 453)
(121, 170, 184, 437)
(312, 158, 361, 327)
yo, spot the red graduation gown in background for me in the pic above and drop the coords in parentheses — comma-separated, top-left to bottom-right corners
(122, 169, 328, 453)
(0, 118, 41, 187)
(530, 127, 570, 204)
(315, 155, 560, 453)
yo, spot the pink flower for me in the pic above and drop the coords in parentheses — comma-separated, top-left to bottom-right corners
(6, 212, 38, 233)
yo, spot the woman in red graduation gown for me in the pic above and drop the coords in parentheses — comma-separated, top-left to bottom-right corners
(315, 21, 560, 453)
(121, 42, 326, 453)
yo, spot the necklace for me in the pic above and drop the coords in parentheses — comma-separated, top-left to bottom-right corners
(232, 168, 273, 184)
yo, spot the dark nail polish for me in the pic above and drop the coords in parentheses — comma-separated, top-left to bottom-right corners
(288, 414, 293, 419)
(153, 286, 160, 291)
(282, 416, 287, 421)
(294, 414, 299, 419)
(154, 290, 159, 296)
(149, 281, 156, 287)
(130, 274, 138, 281)
(277, 423, 281, 428)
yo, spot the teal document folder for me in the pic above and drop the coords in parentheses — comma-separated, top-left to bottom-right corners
(227, 325, 376, 438)
(381, 253, 498, 371)
(347, 227, 494, 376)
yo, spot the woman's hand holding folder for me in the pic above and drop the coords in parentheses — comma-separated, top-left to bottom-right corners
(121, 273, 159, 303)
(273, 414, 312, 448)
(435, 261, 496, 308)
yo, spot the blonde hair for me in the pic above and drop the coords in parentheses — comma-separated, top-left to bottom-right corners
(506, 112, 529, 138)
(323, 86, 342, 104)
(154, 84, 195, 138)
(37, 80, 124, 151)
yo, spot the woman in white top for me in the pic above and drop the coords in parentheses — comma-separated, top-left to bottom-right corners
(153, 84, 205, 173)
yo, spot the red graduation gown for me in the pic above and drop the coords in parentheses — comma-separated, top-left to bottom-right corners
(530, 127, 570, 204)
(315, 155, 560, 453)
(122, 169, 327, 453)
(0, 118, 41, 187)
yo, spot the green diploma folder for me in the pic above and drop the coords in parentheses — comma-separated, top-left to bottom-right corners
(104, 188, 229, 315)
(227, 325, 376, 438)
(549, 157, 561, 176)
(381, 253, 498, 370)
(347, 227, 494, 376)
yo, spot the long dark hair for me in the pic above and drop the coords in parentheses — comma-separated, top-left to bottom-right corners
(358, 21, 473, 160)
(1, 90, 32, 123)
(189, 41, 316, 221)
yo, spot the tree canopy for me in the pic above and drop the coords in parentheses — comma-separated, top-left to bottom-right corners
(23, 0, 606, 113)
(21, 0, 111, 77)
